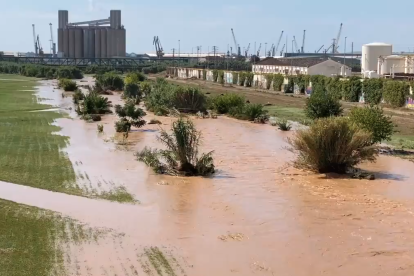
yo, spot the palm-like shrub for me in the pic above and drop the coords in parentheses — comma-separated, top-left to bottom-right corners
(211, 93, 245, 114)
(114, 99, 146, 132)
(289, 117, 377, 173)
(123, 83, 142, 104)
(78, 91, 112, 115)
(276, 120, 292, 131)
(172, 86, 208, 113)
(58, 78, 77, 91)
(136, 117, 215, 176)
(96, 72, 124, 91)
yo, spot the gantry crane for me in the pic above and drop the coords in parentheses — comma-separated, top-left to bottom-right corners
(301, 30, 306, 53)
(153, 36, 164, 58)
(49, 23, 56, 56)
(257, 43, 262, 56)
(32, 24, 38, 55)
(316, 45, 324, 53)
(36, 35, 44, 56)
(280, 44, 286, 56)
(293, 36, 299, 53)
(333, 23, 343, 53)
(245, 43, 250, 58)
(231, 28, 241, 56)
(275, 31, 284, 56)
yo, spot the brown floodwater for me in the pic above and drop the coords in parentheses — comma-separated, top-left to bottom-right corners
(2, 79, 414, 275)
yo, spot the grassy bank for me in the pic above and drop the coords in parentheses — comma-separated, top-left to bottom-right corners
(0, 75, 137, 203)
(0, 199, 101, 276)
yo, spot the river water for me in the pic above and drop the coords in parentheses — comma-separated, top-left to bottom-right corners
(2, 79, 414, 275)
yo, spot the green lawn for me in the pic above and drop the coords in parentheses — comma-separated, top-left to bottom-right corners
(0, 75, 80, 195)
(0, 199, 101, 276)
(264, 106, 307, 123)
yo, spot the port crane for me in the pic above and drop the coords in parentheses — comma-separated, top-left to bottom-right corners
(301, 30, 306, 53)
(293, 36, 299, 53)
(280, 44, 286, 56)
(245, 43, 250, 58)
(257, 43, 262, 56)
(36, 35, 44, 56)
(275, 31, 284, 56)
(153, 36, 164, 58)
(333, 23, 343, 53)
(32, 24, 38, 55)
(268, 43, 274, 57)
(316, 45, 324, 53)
(49, 23, 56, 56)
(231, 28, 241, 56)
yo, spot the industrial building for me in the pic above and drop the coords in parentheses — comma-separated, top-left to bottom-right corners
(253, 57, 351, 77)
(361, 42, 414, 78)
(57, 10, 126, 58)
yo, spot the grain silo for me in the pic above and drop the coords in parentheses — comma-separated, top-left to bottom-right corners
(361, 43, 392, 73)
(57, 10, 126, 58)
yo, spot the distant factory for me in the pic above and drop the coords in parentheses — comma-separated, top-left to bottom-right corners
(57, 10, 126, 58)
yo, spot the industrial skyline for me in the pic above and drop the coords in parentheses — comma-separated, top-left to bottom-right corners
(1, 0, 414, 55)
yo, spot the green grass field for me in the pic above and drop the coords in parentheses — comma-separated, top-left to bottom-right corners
(264, 106, 307, 123)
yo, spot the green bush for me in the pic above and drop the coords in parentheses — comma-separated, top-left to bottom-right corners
(305, 88, 343, 119)
(172, 86, 208, 113)
(218, 70, 225, 85)
(203, 70, 207, 80)
(272, 74, 284, 91)
(125, 72, 146, 85)
(56, 67, 83, 79)
(135, 117, 214, 176)
(140, 81, 152, 95)
(342, 77, 362, 102)
(211, 93, 245, 114)
(383, 80, 409, 107)
(124, 83, 142, 103)
(289, 117, 377, 173)
(79, 91, 113, 115)
(265, 74, 273, 90)
(212, 70, 219, 82)
(349, 105, 393, 144)
(232, 73, 239, 85)
(58, 79, 77, 91)
(326, 77, 343, 100)
(284, 77, 294, 93)
(230, 103, 268, 122)
(245, 72, 254, 87)
(72, 89, 84, 104)
(0, 63, 83, 79)
(362, 78, 383, 105)
(114, 99, 146, 132)
(239, 72, 247, 86)
(96, 72, 124, 91)
(276, 119, 292, 131)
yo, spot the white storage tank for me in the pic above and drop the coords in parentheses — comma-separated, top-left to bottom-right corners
(361, 42, 392, 73)
(381, 55, 405, 75)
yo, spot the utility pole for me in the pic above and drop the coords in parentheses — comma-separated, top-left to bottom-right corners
(265, 43, 267, 57)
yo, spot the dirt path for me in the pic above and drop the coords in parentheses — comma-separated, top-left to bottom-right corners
(3, 79, 414, 275)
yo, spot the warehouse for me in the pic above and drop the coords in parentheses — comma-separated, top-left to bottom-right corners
(57, 10, 126, 58)
(252, 57, 351, 76)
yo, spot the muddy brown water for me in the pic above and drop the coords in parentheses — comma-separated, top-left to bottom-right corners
(2, 79, 414, 275)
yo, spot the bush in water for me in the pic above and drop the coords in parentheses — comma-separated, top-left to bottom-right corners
(58, 79, 77, 91)
(135, 117, 215, 176)
(77, 91, 113, 115)
(114, 99, 146, 132)
(211, 93, 245, 114)
(96, 72, 124, 91)
(349, 105, 394, 144)
(289, 117, 377, 174)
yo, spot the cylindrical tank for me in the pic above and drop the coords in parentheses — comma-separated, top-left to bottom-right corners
(74, 29, 83, 58)
(83, 29, 89, 58)
(381, 55, 405, 75)
(63, 29, 69, 57)
(95, 29, 101, 58)
(107, 29, 113, 57)
(119, 28, 126, 57)
(88, 29, 95, 58)
(58, 29, 63, 53)
(110, 10, 121, 29)
(68, 29, 75, 58)
(101, 29, 107, 58)
(58, 10, 68, 28)
(361, 43, 392, 73)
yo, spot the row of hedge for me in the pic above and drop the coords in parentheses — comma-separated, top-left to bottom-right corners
(0, 62, 84, 79)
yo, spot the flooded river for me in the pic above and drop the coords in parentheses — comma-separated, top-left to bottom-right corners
(2, 79, 414, 275)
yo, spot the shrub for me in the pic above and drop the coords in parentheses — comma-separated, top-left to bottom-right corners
(56, 67, 83, 79)
(91, 114, 102, 121)
(326, 76, 342, 100)
(212, 70, 219, 82)
(171, 86, 208, 113)
(218, 70, 225, 85)
(273, 74, 284, 91)
(231, 103, 268, 122)
(125, 72, 146, 85)
(140, 81, 152, 95)
(342, 77, 362, 102)
(58, 79, 77, 91)
(232, 73, 238, 85)
(124, 83, 142, 104)
(97, 124, 104, 133)
(289, 117, 377, 173)
(202, 70, 207, 80)
(79, 91, 112, 115)
(305, 89, 343, 119)
(363, 78, 383, 105)
(349, 105, 393, 144)
(211, 93, 245, 114)
(276, 119, 292, 131)
(239, 72, 247, 86)
(245, 72, 254, 87)
(148, 119, 162, 125)
(383, 80, 409, 107)
(284, 77, 294, 93)
(135, 117, 215, 176)
(96, 72, 124, 91)
(265, 74, 273, 90)
(114, 99, 146, 132)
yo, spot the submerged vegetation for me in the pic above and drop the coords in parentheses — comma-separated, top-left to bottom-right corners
(114, 99, 146, 132)
(136, 117, 215, 176)
(75, 91, 113, 116)
(289, 117, 377, 174)
(58, 78, 77, 91)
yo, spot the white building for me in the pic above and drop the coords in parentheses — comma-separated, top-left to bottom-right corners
(252, 57, 351, 76)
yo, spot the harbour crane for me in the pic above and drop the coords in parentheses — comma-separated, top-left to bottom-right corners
(316, 45, 324, 53)
(49, 23, 56, 56)
(231, 28, 241, 56)
(334, 23, 343, 53)
(280, 44, 286, 56)
(36, 35, 44, 56)
(245, 43, 251, 58)
(153, 36, 164, 58)
(301, 30, 306, 53)
(32, 24, 38, 55)
(275, 31, 284, 55)
(257, 43, 262, 56)
(293, 36, 299, 53)
(269, 43, 274, 56)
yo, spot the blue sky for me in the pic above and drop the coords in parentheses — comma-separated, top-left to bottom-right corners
(1, 0, 414, 54)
